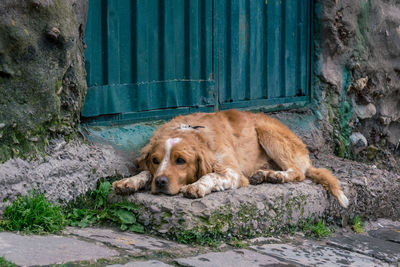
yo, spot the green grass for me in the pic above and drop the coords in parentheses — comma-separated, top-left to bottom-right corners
(0, 191, 65, 234)
(0, 257, 17, 267)
(304, 220, 332, 238)
(0, 181, 144, 234)
(352, 216, 364, 234)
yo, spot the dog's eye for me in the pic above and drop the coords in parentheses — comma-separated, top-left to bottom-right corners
(152, 158, 159, 164)
(175, 157, 186, 165)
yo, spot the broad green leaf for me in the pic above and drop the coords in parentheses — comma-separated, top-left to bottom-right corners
(115, 209, 136, 224)
(129, 223, 144, 233)
(112, 202, 138, 211)
(97, 182, 111, 198)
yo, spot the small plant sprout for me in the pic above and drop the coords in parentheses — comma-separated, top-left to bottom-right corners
(352, 216, 365, 234)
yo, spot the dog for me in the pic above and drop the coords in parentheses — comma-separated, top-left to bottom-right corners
(112, 109, 349, 208)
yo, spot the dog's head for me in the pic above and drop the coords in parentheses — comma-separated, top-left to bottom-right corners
(137, 131, 213, 195)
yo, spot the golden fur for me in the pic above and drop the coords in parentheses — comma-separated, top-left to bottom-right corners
(113, 109, 349, 208)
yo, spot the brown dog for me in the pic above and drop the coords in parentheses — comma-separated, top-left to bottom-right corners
(112, 109, 349, 208)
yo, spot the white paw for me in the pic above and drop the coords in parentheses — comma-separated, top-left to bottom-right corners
(180, 184, 206, 198)
(112, 178, 139, 194)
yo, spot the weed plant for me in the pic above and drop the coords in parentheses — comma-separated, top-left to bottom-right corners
(352, 216, 364, 233)
(65, 181, 144, 233)
(0, 191, 65, 234)
(304, 220, 332, 238)
(0, 181, 144, 234)
(0, 256, 17, 267)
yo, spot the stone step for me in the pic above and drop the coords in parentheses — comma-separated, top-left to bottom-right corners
(327, 233, 400, 264)
(109, 153, 400, 241)
(368, 228, 400, 244)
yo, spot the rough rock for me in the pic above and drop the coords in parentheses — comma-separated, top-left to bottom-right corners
(109, 153, 400, 239)
(353, 76, 369, 91)
(0, 0, 88, 162)
(0, 232, 118, 266)
(349, 132, 368, 152)
(0, 138, 135, 211)
(354, 103, 377, 119)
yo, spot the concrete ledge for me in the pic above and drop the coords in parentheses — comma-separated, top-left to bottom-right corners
(0, 138, 135, 211)
(109, 154, 400, 239)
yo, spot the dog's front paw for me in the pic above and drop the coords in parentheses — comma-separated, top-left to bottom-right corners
(249, 170, 265, 185)
(180, 184, 206, 198)
(112, 178, 140, 195)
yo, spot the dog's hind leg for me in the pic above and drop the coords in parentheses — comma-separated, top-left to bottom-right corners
(250, 167, 305, 184)
(180, 168, 248, 199)
(112, 171, 152, 194)
(252, 123, 349, 208)
(250, 124, 308, 185)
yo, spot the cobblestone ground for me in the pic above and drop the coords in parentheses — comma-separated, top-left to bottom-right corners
(0, 219, 399, 266)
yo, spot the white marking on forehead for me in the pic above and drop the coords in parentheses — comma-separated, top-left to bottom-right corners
(166, 137, 181, 146)
(157, 138, 181, 175)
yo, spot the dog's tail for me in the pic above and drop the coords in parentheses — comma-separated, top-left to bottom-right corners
(305, 167, 349, 208)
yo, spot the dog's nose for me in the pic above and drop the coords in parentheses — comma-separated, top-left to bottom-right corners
(155, 176, 169, 188)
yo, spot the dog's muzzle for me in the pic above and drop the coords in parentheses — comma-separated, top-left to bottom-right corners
(155, 176, 169, 189)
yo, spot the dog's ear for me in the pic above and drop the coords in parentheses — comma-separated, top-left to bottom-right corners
(196, 146, 214, 179)
(137, 142, 152, 171)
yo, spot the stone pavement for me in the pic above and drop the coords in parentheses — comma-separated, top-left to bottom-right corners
(0, 219, 399, 266)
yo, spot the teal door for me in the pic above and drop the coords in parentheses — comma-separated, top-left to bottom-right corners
(82, 0, 311, 124)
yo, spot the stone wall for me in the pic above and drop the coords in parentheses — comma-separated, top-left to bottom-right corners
(313, 0, 400, 171)
(0, 0, 88, 162)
